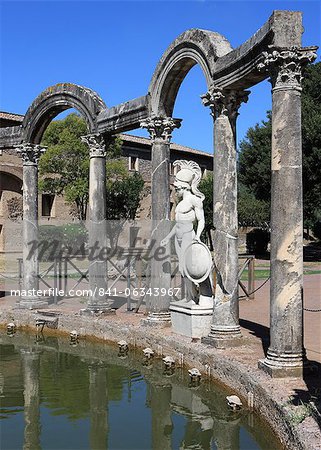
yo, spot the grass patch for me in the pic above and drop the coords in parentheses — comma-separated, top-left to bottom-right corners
(240, 269, 321, 281)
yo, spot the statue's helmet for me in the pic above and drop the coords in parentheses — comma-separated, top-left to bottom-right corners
(174, 168, 194, 189)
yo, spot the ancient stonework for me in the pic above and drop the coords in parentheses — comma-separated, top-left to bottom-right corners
(201, 86, 250, 119)
(16, 143, 46, 165)
(257, 46, 317, 90)
(0, 10, 318, 376)
(81, 134, 106, 158)
(140, 116, 182, 142)
(81, 133, 109, 312)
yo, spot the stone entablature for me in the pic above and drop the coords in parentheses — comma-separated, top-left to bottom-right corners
(0, 11, 316, 148)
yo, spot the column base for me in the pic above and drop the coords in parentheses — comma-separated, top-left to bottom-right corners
(80, 302, 115, 316)
(258, 349, 306, 378)
(16, 298, 48, 310)
(202, 325, 242, 348)
(142, 312, 171, 327)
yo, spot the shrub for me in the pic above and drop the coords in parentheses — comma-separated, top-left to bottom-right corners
(61, 223, 88, 253)
(312, 221, 321, 241)
(39, 225, 64, 261)
(38, 223, 88, 261)
(7, 197, 23, 221)
(246, 228, 270, 255)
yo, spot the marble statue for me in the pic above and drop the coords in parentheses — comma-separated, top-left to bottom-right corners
(161, 160, 213, 307)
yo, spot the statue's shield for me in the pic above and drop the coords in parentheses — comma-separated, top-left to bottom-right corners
(182, 241, 213, 284)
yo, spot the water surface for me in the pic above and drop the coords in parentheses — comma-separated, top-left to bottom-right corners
(0, 332, 282, 450)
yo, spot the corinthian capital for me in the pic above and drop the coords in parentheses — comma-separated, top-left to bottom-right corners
(257, 46, 317, 91)
(16, 143, 46, 166)
(140, 116, 182, 142)
(201, 86, 250, 119)
(81, 134, 106, 158)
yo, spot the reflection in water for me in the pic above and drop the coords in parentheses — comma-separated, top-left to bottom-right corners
(0, 332, 282, 450)
(149, 382, 172, 450)
(21, 349, 41, 450)
(89, 363, 108, 450)
(171, 384, 214, 449)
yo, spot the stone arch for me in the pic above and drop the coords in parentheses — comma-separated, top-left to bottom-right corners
(149, 29, 232, 116)
(0, 171, 23, 232)
(0, 166, 23, 193)
(22, 83, 106, 144)
(0, 172, 22, 194)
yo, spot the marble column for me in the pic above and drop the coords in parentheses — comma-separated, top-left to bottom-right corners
(89, 363, 108, 450)
(81, 134, 109, 312)
(21, 349, 41, 450)
(16, 144, 47, 309)
(140, 116, 181, 324)
(257, 46, 317, 377)
(201, 87, 249, 347)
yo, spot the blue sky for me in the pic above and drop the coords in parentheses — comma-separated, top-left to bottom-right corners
(1, 1, 320, 153)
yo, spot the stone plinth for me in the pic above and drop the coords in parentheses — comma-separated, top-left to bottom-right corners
(258, 359, 304, 378)
(170, 300, 212, 339)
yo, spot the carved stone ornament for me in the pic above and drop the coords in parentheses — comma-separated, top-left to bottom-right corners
(81, 134, 106, 158)
(201, 86, 250, 119)
(257, 46, 317, 90)
(16, 143, 46, 165)
(140, 116, 182, 142)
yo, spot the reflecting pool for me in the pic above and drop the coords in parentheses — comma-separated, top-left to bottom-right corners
(0, 332, 282, 449)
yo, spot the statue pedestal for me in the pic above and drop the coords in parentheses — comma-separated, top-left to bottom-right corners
(170, 299, 213, 339)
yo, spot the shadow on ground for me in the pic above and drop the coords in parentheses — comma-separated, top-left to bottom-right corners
(239, 318, 270, 355)
(291, 362, 321, 430)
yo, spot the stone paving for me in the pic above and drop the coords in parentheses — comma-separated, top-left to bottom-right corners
(1, 260, 320, 362)
(239, 271, 321, 364)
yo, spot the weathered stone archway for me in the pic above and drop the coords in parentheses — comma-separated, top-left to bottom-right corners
(148, 29, 232, 116)
(141, 30, 234, 322)
(11, 83, 108, 310)
(0, 167, 23, 192)
(139, 10, 317, 377)
(0, 9, 318, 377)
(22, 83, 106, 144)
(0, 169, 23, 252)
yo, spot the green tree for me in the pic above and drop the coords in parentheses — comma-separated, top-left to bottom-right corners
(199, 173, 213, 232)
(301, 63, 321, 230)
(39, 113, 144, 222)
(238, 183, 270, 227)
(199, 173, 270, 233)
(107, 172, 144, 220)
(40, 114, 91, 219)
(238, 62, 321, 230)
(238, 113, 272, 202)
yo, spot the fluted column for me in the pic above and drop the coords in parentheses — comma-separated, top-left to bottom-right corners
(257, 46, 317, 377)
(89, 363, 108, 450)
(16, 144, 48, 309)
(81, 134, 109, 312)
(21, 349, 41, 450)
(201, 87, 249, 346)
(140, 116, 181, 324)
